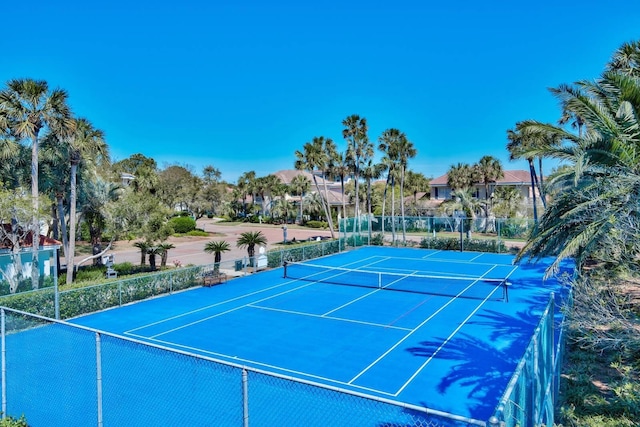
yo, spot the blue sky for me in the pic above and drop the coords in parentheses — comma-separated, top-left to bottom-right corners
(2, 1, 639, 183)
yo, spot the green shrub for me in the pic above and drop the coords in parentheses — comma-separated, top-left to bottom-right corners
(168, 216, 196, 233)
(185, 230, 208, 237)
(370, 233, 384, 246)
(114, 262, 134, 275)
(0, 415, 28, 427)
(305, 220, 327, 229)
(419, 237, 507, 253)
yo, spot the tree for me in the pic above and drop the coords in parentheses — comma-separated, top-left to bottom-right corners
(64, 118, 108, 284)
(378, 129, 401, 241)
(507, 126, 543, 222)
(133, 241, 151, 266)
(112, 153, 158, 194)
(157, 243, 175, 268)
(447, 163, 476, 191)
(395, 132, 417, 244)
(361, 159, 386, 241)
(404, 171, 430, 215)
(289, 174, 310, 224)
(512, 40, 640, 275)
(204, 240, 231, 272)
(294, 137, 336, 238)
(237, 171, 256, 217)
(236, 231, 267, 261)
(343, 114, 372, 235)
(0, 79, 73, 289)
(474, 155, 504, 229)
(329, 150, 350, 222)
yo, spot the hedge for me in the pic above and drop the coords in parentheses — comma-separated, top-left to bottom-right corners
(419, 237, 508, 253)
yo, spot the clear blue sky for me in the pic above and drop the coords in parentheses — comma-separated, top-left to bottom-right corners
(2, 1, 639, 183)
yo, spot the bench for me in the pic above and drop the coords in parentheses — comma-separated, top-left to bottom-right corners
(203, 272, 227, 287)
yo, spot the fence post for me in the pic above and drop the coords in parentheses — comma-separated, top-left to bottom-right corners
(118, 282, 122, 307)
(242, 368, 249, 427)
(1, 308, 6, 419)
(96, 333, 103, 427)
(54, 246, 60, 320)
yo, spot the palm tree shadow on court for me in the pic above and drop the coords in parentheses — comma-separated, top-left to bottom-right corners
(405, 302, 551, 420)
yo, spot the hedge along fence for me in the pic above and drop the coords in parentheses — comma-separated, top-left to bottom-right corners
(266, 239, 342, 267)
(419, 237, 509, 253)
(0, 264, 206, 320)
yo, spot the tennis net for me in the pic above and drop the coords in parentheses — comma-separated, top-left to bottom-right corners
(284, 262, 510, 302)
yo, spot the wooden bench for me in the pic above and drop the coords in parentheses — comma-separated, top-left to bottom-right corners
(203, 272, 227, 287)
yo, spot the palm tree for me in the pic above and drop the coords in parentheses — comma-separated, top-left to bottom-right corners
(64, 118, 108, 284)
(204, 240, 231, 272)
(512, 41, 640, 274)
(404, 171, 430, 215)
(147, 246, 161, 271)
(133, 241, 151, 266)
(330, 150, 350, 223)
(447, 163, 476, 191)
(0, 79, 74, 288)
(395, 132, 417, 244)
(361, 159, 386, 241)
(157, 242, 175, 268)
(237, 231, 267, 263)
(294, 137, 336, 238)
(343, 115, 372, 235)
(237, 171, 256, 217)
(303, 192, 324, 220)
(506, 127, 542, 222)
(272, 198, 295, 223)
(474, 156, 504, 230)
(290, 174, 311, 224)
(378, 129, 401, 241)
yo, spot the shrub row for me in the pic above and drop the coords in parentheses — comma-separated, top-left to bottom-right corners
(267, 239, 341, 267)
(419, 237, 508, 253)
(0, 265, 206, 320)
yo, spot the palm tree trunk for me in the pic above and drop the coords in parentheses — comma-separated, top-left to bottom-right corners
(31, 134, 40, 289)
(313, 176, 335, 238)
(66, 163, 78, 285)
(381, 175, 390, 240)
(528, 159, 538, 223)
(56, 194, 69, 267)
(400, 167, 407, 244)
(537, 157, 546, 208)
(391, 177, 396, 243)
(320, 174, 336, 238)
(367, 179, 372, 241)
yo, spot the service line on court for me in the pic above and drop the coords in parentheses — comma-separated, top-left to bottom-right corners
(347, 264, 501, 386)
(247, 304, 412, 331)
(393, 264, 520, 396)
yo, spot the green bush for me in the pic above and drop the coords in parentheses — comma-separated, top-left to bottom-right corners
(305, 220, 327, 229)
(419, 237, 507, 253)
(267, 240, 340, 268)
(0, 415, 28, 427)
(114, 262, 134, 275)
(168, 216, 196, 233)
(370, 233, 384, 246)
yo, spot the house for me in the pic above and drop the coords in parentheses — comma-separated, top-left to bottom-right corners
(429, 170, 540, 201)
(0, 227, 62, 284)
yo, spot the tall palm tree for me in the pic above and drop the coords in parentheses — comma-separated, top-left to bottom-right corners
(329, 150, 350, 223)
(361, 159, 386, 241)
(506, 127, 542, 222)
(404, 171, 430, 215)
(513, 41, 640, 274)
(294, 137, 336, 238)
(447, 163, 476, 191)
(395, 132, 417, 244)
(237, 171, 256, 217)
(289, 174, 311, 224)
(157, 242, 175, 268)
(236, 231, 267, 261)
(378, 129, 401, 241)
(342, 114, 372, 235)
(204, 240, 231, 272)
(64, 118, 108, 284)
(0, 79, 73, 288)
(133, 240, 151, 266)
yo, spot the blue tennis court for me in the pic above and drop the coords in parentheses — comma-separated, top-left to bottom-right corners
(3, 246, 573, 426)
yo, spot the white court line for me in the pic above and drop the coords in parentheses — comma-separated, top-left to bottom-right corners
(469, 253, 485, 262)
(248, 304, 412, 331)
(393, 264, 520, 396)
(347, 264, 500, 385)
(421, 250, 442, 259)
(322, 287, 382, 316)
(123, 331, 399, 397)
(146, 280, 324, 338)
(126, 279, 309, 334)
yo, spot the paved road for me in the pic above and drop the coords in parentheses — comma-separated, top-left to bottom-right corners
(75, 220, 334, 269)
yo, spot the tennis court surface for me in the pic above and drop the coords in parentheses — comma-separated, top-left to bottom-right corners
(3, 246, 573, 426)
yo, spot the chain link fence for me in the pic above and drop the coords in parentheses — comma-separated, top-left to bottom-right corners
(1, 307, 483, 427)
(339, 216, 533, 252)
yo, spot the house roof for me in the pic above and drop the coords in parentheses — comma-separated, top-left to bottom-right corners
(430, 170, 534, 186)
(272, 170, 335, 186)
(0, 226, 61, 250)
